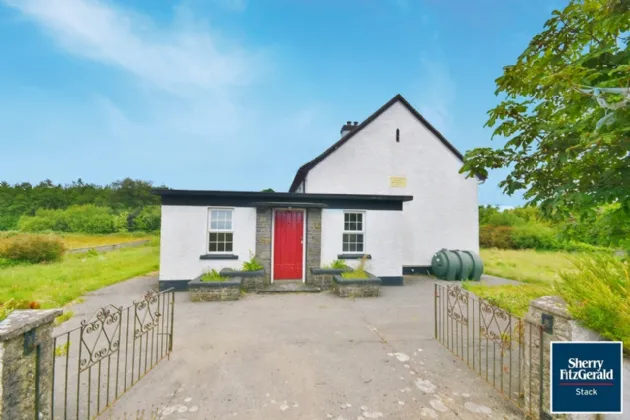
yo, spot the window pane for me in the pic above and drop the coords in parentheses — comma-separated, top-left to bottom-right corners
(209, 232, 218, 242)
(342, 243, 349, 252)
(225, 242, 233, 252)
(356, 221, 363, 231)
(349, 243, 357, 252)
(356, 213, 363, 223)
(225, 211, 232, 221)
(225, 221, 233, 230)
(344, 213, 350, 223)
(209, 242, 217, 252)
(225, 233, 233, 243)
(217, 242, 225, 252)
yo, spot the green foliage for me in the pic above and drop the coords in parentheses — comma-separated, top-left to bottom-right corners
(55, 342, 70, 357)
(0, 245, 159, 318)
(0, 235, 66, 263)
(0, 178, 164, 232)
(479, 204, 625, 251)
(511, 223, 558, 250)
(485, 211, 526, 227)
(131, 206, 161, 232)
(241, 254, 264, 272)
(479, 225, 515, 249)
(341, 270, 369, 279)
(462, 1, 630, 219)
(555, 254, 630, 354)
(324, 259, 347, 269)
(463, 282, 553, 316)
(200, 269, 227, 282)
(64, 205, 117, 234)
(55, 310, 74, 325)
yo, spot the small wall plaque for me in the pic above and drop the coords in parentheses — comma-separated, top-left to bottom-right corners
(389, 176, 407, 188)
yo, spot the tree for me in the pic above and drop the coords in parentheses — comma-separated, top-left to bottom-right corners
(461, 0, 630, 219)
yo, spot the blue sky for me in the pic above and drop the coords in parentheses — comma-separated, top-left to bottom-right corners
(0, 0, 565, 206)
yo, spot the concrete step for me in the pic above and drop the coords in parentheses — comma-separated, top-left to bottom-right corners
(256, 281, 322, 294)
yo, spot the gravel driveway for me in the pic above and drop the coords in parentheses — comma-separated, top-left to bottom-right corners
(53, 275, 522, 420)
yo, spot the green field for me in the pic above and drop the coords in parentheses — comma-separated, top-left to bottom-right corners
(0, 244, 159, 318)
(463, 248, 576, 316)
(0, 231, 156, 250)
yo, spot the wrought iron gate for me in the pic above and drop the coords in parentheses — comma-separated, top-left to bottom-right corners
(42, 288, 175, 420)
(434, 283, 549, 419)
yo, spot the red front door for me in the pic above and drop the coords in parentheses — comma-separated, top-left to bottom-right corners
(273, 210, 304, 280)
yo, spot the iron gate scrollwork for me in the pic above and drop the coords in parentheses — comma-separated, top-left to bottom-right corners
(434, 283, 548, 419)
(44, 288, 175, 420)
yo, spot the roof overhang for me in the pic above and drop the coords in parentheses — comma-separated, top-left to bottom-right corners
(152, 189, 413, 211)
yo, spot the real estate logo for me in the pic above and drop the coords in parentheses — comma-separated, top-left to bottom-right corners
(550, 341, 623, 414)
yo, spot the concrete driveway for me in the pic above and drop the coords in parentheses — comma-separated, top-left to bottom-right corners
(54, 275, 522, 420)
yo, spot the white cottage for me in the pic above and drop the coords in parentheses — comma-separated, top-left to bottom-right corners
(155, 94, 482, 291)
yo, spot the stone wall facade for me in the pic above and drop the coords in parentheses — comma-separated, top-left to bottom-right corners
(305, 208, 322, 284)
(0, 309, 62, 420)
(255, 208, 273, 283)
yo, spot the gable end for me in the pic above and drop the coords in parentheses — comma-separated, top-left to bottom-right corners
(288, 94, 485, 192)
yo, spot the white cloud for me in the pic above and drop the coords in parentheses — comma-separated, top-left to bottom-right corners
(0, 0, 320, 190)
(2, 0, 266, 94)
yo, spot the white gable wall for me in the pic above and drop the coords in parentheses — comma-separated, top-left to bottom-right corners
(159, 205, 257, 281)
(303, 101, 479, 267)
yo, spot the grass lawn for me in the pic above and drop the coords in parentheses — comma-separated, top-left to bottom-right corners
(463, 248, 578, 317)
(479, 248, 576, 285)
(0, 244, 159, 317)
(0, 231, 157, 250)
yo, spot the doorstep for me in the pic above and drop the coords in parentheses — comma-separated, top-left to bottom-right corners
(257, 281, 321, 294)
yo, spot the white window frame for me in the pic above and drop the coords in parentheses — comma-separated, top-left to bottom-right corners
(342, 211, 365, 254)
(207, 207, 234, 254)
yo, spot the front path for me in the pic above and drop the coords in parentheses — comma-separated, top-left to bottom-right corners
(57, 276, 522, 420)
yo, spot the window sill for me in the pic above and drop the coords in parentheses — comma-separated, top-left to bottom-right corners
(199, 254, 239, 260)
(337, 254, 372, 260)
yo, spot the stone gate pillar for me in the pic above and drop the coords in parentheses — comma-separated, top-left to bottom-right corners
(0, 309, 62, 420)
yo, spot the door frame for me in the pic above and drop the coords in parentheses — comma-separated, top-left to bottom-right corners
(270, 208, 306, 283)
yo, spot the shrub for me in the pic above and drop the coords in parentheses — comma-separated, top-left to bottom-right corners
(113, 211, 130, 232)
(557, 241, 612, 253)
(64, 205, 116, 234)
(484, 212, 526, 227)
(324, 259, 347, 269)
(0, 234, 66, 263)
(479, 225, 515, 249)
(242, 253, 264, 271)
(200, 269, 227, 282)
(17, 205, 117, 234)
(555, 254, 630, 354)
(511, 223, 559, 250)
(132, 206, 161, 232)
(18, 209, 66, 232)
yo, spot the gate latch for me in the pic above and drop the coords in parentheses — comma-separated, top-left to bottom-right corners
(541, 314, 554, 335)
(24, 329, 36, 355)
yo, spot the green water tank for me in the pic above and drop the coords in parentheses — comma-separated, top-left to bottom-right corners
(431, 249, 460, 281)
(464, 250, 484, 281)
(453, 250, 474, 280)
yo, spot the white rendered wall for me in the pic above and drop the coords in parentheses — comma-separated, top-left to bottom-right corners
(304, 100, 479, 267)
(159, 205, 257, 280)
(320, 209, 403, 277)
